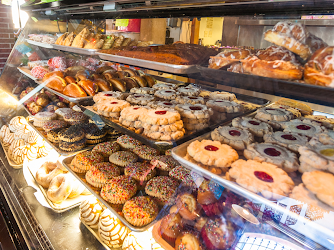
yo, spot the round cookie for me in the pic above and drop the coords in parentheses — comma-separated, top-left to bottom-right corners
(150, 155, 179, 171)
(47, 128, 65, 143)
(100, 175, 137, 204)
(123, 196, 159, 227)
(270, 104, 302, 119)
(33, 112, 57, 127)
(94, 100, 130, 117)
(255, 107, 294, 122)
(263, 131, 309, 153)
(175, 96, 205, 105)
(109, 151, 138, 167)
(58, 125, 85, 142)
(63, 111, 88, 125)
(206, 100, 244, 113)
(175, 104, 213, 119)
(140, 108, 181, 126)
(126, 93, 155, 105)
(86, 162, 121, 188)
(59, 138, 86, 152)
(155, 89, 177, 100)
(42, 120, 68, 132)
(92, 141, 120, 158)
(55, 108, 74, 120)
(117, 135, 142, 149)
(177, 86, 200, 96)
(81, 124, 107, 144)
(169, 166, 198, 189)
(93, 91, 125, 103)
(281, 119, 326, 138)
(143, 129, 185, 141)
(303, 115, 334, 129)
(148, 101, 178, 109)
(132, 145, 160, 160)
(232, 117, 273, 137)
(130, 87, 155, 95)
(211, 126, 254, 151)
(310, 130, 334, 146)
(209, 91, 236, 101)
(152, 83, 176, 90)
(124, 162, 156, 182)
(298, 145, 334, 173)
(145, 176, 179, 202)
(71, 151, 104, 172)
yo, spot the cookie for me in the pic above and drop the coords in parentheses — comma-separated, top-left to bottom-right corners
(152, 83, 176, 90)
(116, 135, 142, 149)
(139, 109, 181, 126)
(33, 112, 57, 127)
(187, 139, 239, 169)
(150, 155, 179, 171)
(92, 141, 120, 158)
(255, 107, 294, 122)
(47, 128, 66, 143)
(124, 162, 156, 182)
(132, 145, 160, 160)
(126, 94, 155, 105)
(169, 166, 197, 188)
(100, 176, 137, 204)
(82, 124, 107, 144)
(244, 143, 299, 172)
(175, 104, 213, 119)
(234, 100, 259, 111)
(109, 151, 138, 167)
(42, 120, 68, 132)
(281, 119, 326, 138)
(130, 87, 155, 95)
(263, 131, 309, 153)
(182, 117, 210, 124)
(120, 106, 149, 122)
(55, 108, 74, 119)
(177, 86, 200, 96)
(136, 120, 184, 133)
(206, 100, 244, 113)
(143, 130, 185, 141)
(229, 159, 294, 199)
(148, 101, 178, 109)
(63, 111, 88, 125)
(71, 151, 104, 172)
(59, 137, 86, 152)
(298, 145, 334, 173)
(94, 99, 130, 115)
(86, 162, 121, 188)
(145, 176, 179, 201)
(58, 125, 85, 142)
(309, 130, 334, 146)
(302, 171, 334, 208)
(232, 117, 273, 137)
(270, 104, 302, 118)
(209, 91, 236, 101)
(93, 91, 125, 103)
(303, 115, 334, 129)
(183, 123, 208, 131)
(211, 126, 254, 151)
(175, 96, 205, 105)
(154, 89, 177, 100)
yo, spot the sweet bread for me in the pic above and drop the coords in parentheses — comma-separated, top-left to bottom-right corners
(63, 83, 87, 98)
(209, 49, 252, 69)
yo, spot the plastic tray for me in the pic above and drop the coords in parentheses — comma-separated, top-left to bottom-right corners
(62, 155, 161, 232)
(0, 142, 22, 169)
(53, 44, 97, 55)
(26, 157, 92, 213)
(152, 220, 173, 250)
(17, 66, 39, 81)
(97, 52, 198, 74)
(26, 120, 93, 156)
(26, 39, 54, 49)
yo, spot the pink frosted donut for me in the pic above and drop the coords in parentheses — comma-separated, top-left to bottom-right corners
(47, 174, 72, 204)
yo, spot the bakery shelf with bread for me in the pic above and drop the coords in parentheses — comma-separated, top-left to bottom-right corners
(172, 98, 334, 247)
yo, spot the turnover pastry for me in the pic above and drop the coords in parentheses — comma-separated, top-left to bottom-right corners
(232, 117, 273, 137)
(229, 159, 295, 199)
(264, 131, 309, 153)
(209, 49, 252, 69)
(244, 142, 299, 172)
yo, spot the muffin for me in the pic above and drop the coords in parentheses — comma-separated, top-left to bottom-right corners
(175, 232, 202, 250)
(176, 193, 201, 221)
(160, 213, 183, 246)
(197, 180, 224, 217)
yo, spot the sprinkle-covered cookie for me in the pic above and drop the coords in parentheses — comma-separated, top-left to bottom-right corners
(58, 125, 85, 142)
(92, 141, 120, 158)
(86, 162, 121, 188)
(64, 111, 89, 125)
(145, 176, 179, 201)
(116, 135, 142, 149)
(71, 151, 105, 172)
(169, 166, 198, 188)
(109, 151, 138, 167)
(132, 145, 160, 160)
(124, 162, 156, 182)
(150, 155, 179, 171)
(42, 120, 68, 132)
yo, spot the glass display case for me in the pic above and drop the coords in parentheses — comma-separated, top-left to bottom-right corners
(0, 0, 334, 249)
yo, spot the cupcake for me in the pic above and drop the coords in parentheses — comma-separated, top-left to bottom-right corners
(176, 193, 201, 221)
(200, 217, 236, 250)
(175, 232, 202, 250)
(197, 180, 224, 217)
(160, 213, 183, 246)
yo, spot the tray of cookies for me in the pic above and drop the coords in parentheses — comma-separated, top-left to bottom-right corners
(25, 156, 93, 213)
(62, 137, 183, 231)
(171, 99, 334, 248)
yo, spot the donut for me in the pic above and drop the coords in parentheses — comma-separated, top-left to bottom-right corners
(35, 161, 65, 188)
(47, 174, 73, 204)
(68, 178, 86, 198)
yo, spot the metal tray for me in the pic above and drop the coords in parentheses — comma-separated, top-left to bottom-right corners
(26, 39, 54, 49)
(53, 44, 97, 55)
(171, 132, 334, 249)
(17, 66, 39, 81)
(96, 52, 198, 74)
(26, 120, 93, 156)
(82, 92, 270, 150)
(0, 141, 22, 169)
(62, 155, 161, 232)
(25, 157, 92, 213)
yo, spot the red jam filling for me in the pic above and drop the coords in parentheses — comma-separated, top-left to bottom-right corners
(165, 91, 173, 93)
(264, 148, 281, 157)
(215, 101, 224, 103)
(104, 94, 114, 96)
(254, 171, 274, 183)
(163, 102, 173, 105)
(281, 134, 297, 141)
(266, 108, 275, 111)
(229, 130, 241, 136)
(296, 125, 311, 130)
(134, 95, 142, 98)
(248, 121, 260, 125)
(204, 145, 219, 151)
(189, 106, 202, 110)
(110, 102, 118, 104)
(188, 97, 198, 100)
(133, 108, 139, 110)
(155, 110, 167, 115)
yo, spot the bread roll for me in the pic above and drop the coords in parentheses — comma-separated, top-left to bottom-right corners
(45, 76, 67, 92)
(63, 83, 87, 98)
(78, 80, 98, 96)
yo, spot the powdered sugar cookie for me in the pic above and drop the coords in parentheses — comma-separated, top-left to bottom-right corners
(177, 86, 201, 96)
(244, 143, 299, 172)
(255, 107, 294, 122)
(232, 117, 273, 137)
(206, 100, 244, 113)
(139, 109, 181, 125)
(209, 91, 236, 101)
(175, 96, 205, 105)
(93, 91, 125, 103)
(281, 119, 325, 138)
(130, 87, 155, 95)
(155, 89, 177, 100)
(229, 159, 294, 199)
(175, 104, 213, 119)
(126, 94, 155, 105)
(263, 131, 309, 153)
(187, 139, 239, 169)
(148, 101, 178, 109)
(152, 83, 176, 90)
(298, 145, 334, 173)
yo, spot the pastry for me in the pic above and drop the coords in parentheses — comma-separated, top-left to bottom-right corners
(33, 112, 57, 127)
(303, 115, 334, 129)
(152, 83, 177, 90)
(2, 132, 14, 147)
(8, 139, 25, 157)
(11, 144, 38, 164)
(93, 91, 125, 103)
(94, 100, 130, 117)
(119, 106, 149, 127)
(13, 126, 31, 141)
(63, 111, 88, 125)
(145, 176, 179, 202)
(175, 96, 205, 105)
(59, 137, 86, 152)
(100, 175, 137, 204)
(31, 66, 49, 79)
(86, 162, 121, 188)
(122, 196, 159, 226)
(137, 120, 184, 133)
(209, 91, 236, 101)
(175, 104, 212, 120)
(132, 145, 160, 160)
(302, 171, 334, 208)
(176, 232, 202, 250)
(82, 124, 107, 144)
(177, 86, 201, 96)
(187, 139, 239, 169)
(71, 151, 104, 173)
(281, 119, 325, 138)
(244, 143, 299, 172)
(148, 101, 178, 109)
(206, 100, 244, 113)
(122, 232, 151, 250)
(154, 89, 177, 100)
(126, 93, 155, 105)
(150, 155, 179, 171)
(9, 116, 28, 132)
(160, 213, 183, 246)
(35, 142, 53, 158)
(229, 159, 294, 199)
(0, 125, 10, 141)
(26, 130, 40, 144)
(55, 108, 73, 120)
(255, 107, 293, 122)
(232, 117, 273, 137)
(209, 48, 252, 69)
(298, 145, 334, 173)
(92, 141, 120, 159)
(310, 130, 334, 146)
(142, 75, 156, 87)
(234, 100, 259, 111)
(98, 209, 130, 248)
(116, 135, 142, 149)
(47, 128, 65, 143)
(176, 193, 201, 220)
(139, 108, 181, 126)
(109, 151, 138, 167)
(169, 166, 197, 188)
(211, 126, 254, 151)
(80, 199, 103, 229)
(263, 131, 309, 153)
(42, 120, 68, 132)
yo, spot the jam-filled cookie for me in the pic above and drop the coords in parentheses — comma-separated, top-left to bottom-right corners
(303, 115, 334, 129)
(263, 131, 309, 153)
(93, 91, 125, 103)
(130, 87, 155, 95)
(154, 89, 177, 100)
(206, 100, 244, 113)
(281, 119, 325, 138)
(229, 159, 294, 199)
(175, 96, 205, 105)
(232, 117, 273, 137)
(255, 107, 294, 122)
(310, 130, 334, 146)
(211, 126, 254, 151)
(152, 83, 177, 90)
(209, 91, 236, 101)
(298, 145, 334, 173)
(148, 101, 178, 109)
(126, 93, 155, 105)
(139, 108, 181, 125)
(175, 104, 213, 119)
(177, 86, 201, 96)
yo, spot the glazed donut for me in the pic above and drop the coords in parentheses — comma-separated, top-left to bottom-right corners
(242, 46, 303, 80)
(209, 49, 252, 69)
(47, 174, 73, 204)
(304, 46, 334, 87)
(68, 178, 86, 198)
(35, 162, 65, 189)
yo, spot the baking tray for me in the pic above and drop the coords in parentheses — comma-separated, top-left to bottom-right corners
(26, 120, 93, 156)
(152, 220, 173, 250)
(81, 92, 270, 150)
(0, 141, 22, 169)
(25, 157, 92, 213)
(171, 132, 334, 249)
(62, 155, 162, 232)
(17, 66, 39, 81)
(80, 218, 114, 250)
(26, 39, 54, 49)
(53, 44, 97, 55)
(96, 52, 198, 74)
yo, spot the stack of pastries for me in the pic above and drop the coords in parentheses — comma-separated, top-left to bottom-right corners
(209, 21, 334, 88)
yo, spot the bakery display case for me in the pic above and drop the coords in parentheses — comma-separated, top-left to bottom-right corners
(0, 0, 333, 249)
